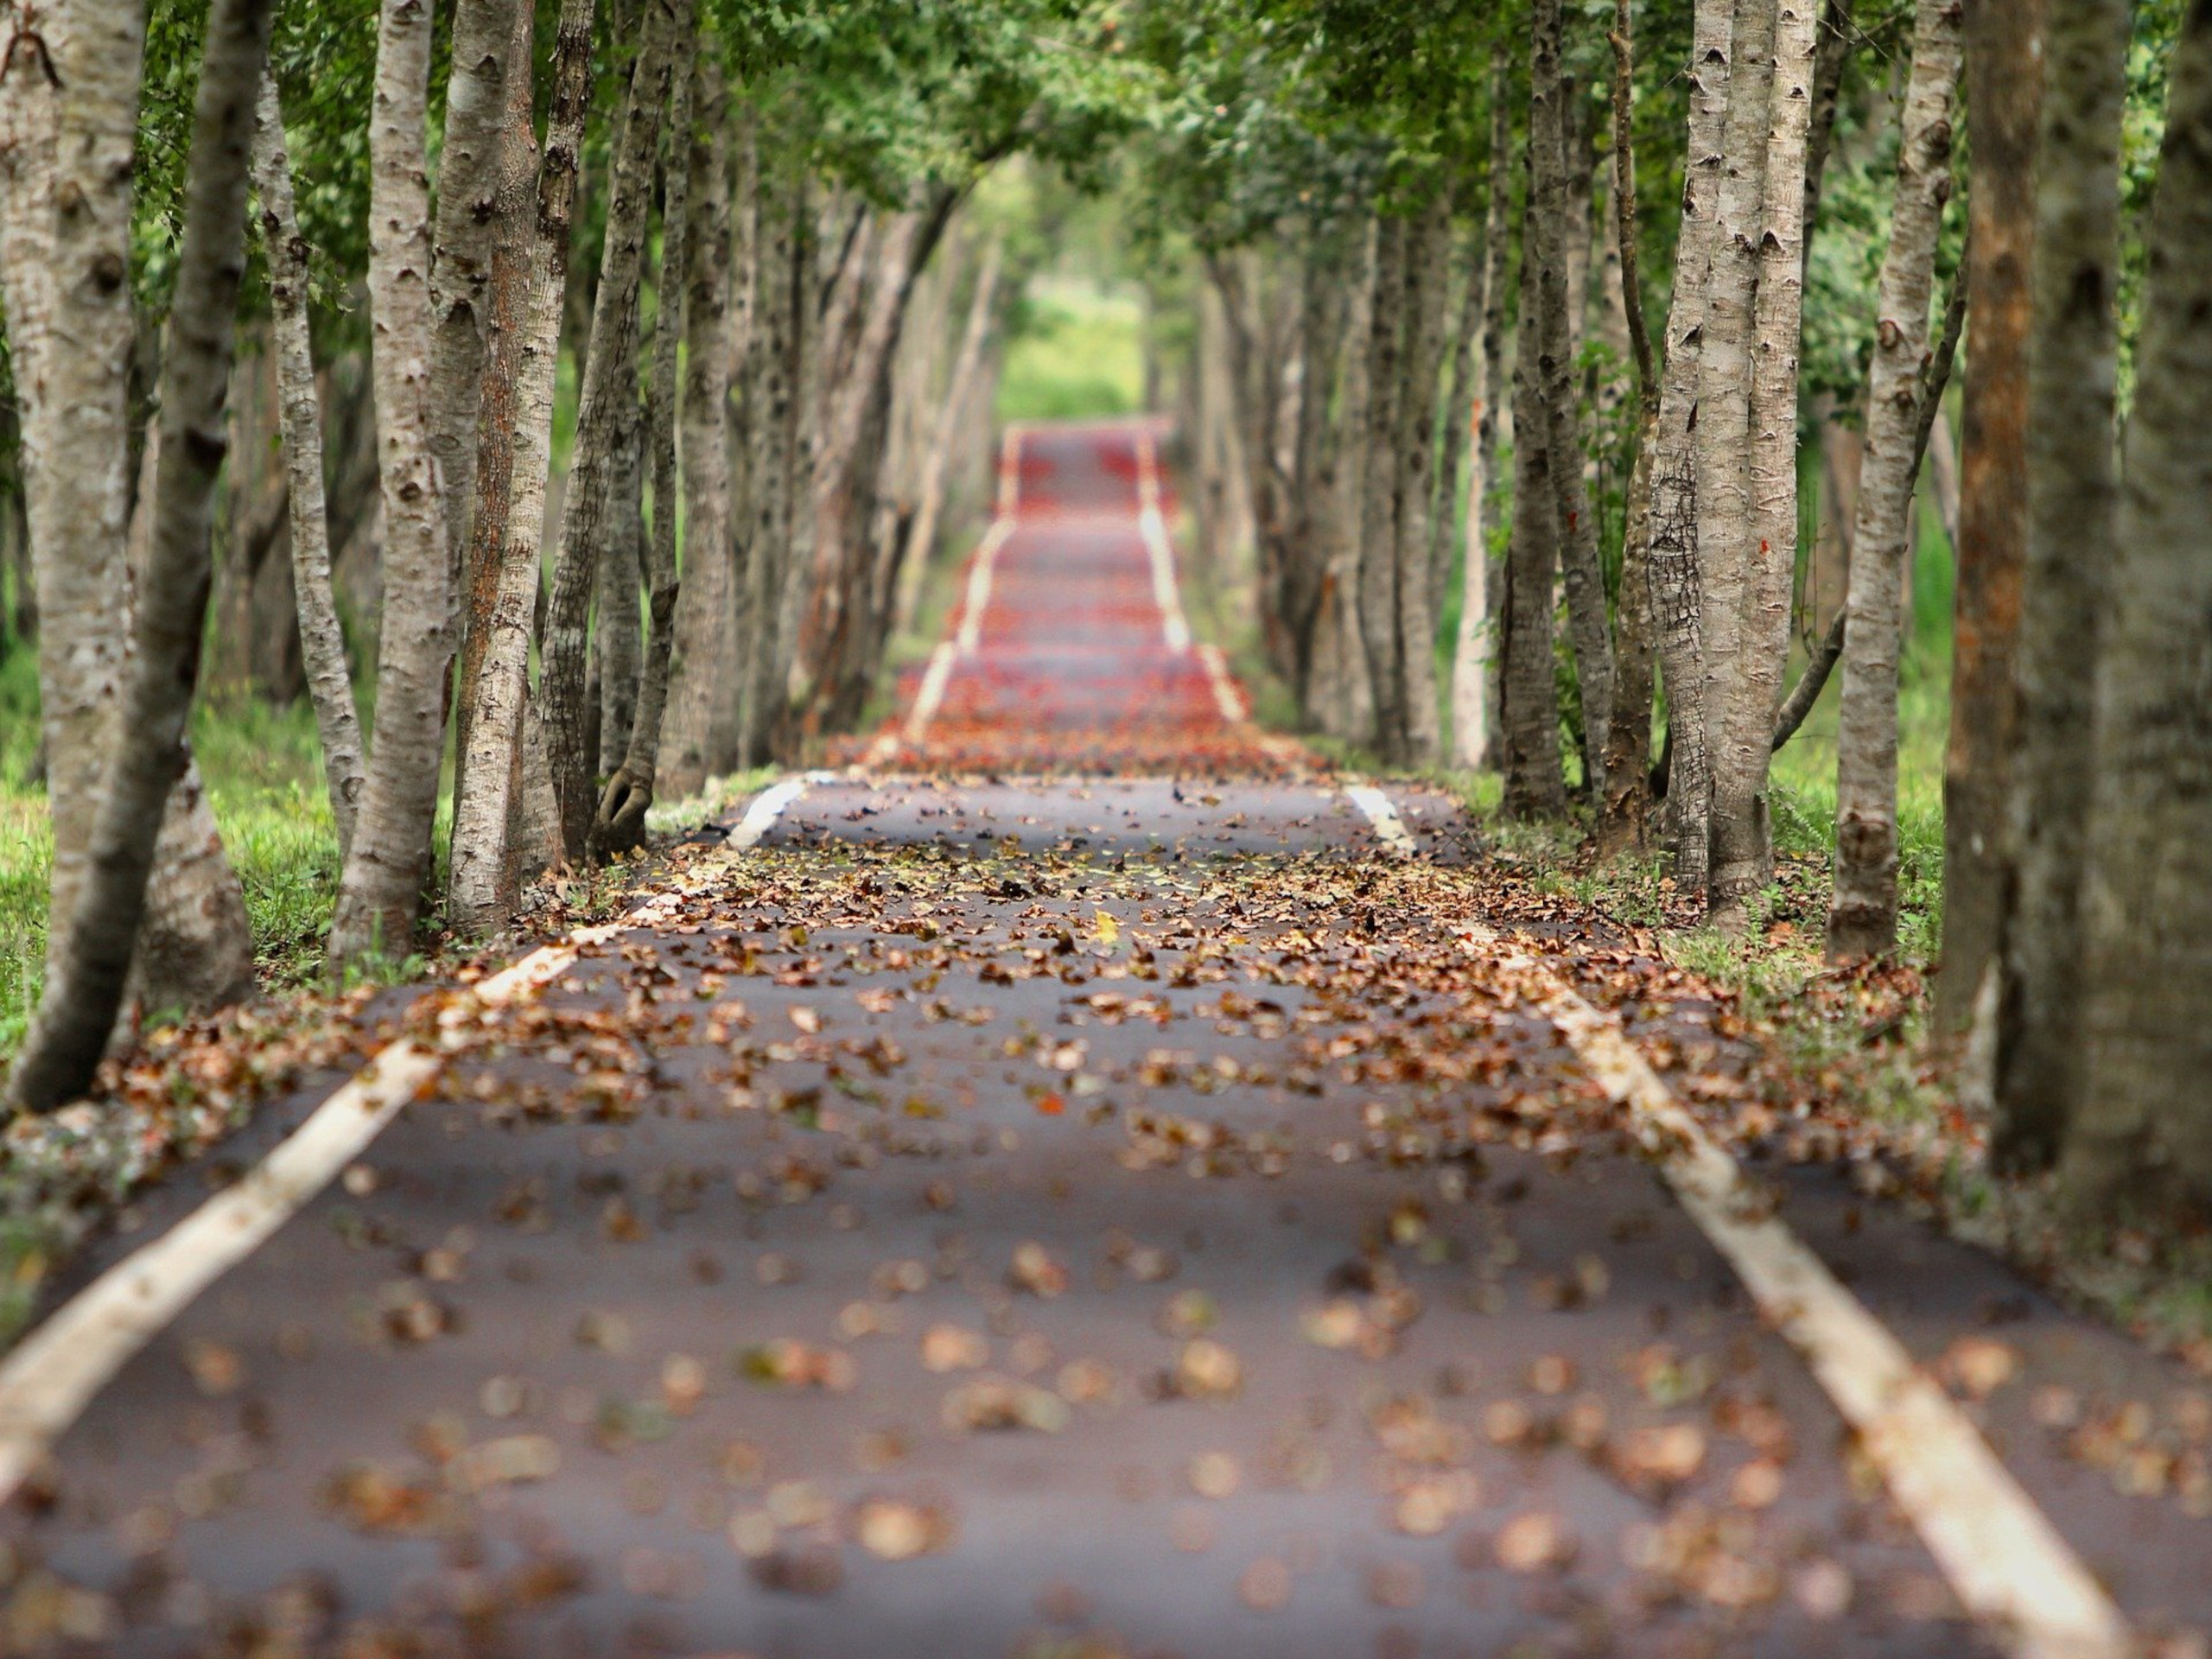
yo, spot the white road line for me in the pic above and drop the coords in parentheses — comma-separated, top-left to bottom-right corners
(1133, 431, 1193, 654)
(1196, 643, 1247, 723)
(0, 772, 824, 1508)
(954, 518, 1016, 659)
(1332, 786, 2132, 1659)
(1342, 784, 1420, 856)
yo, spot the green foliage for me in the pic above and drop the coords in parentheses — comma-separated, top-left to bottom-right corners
(997, 279, 1145, 421)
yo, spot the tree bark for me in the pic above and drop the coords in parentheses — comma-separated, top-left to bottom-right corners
(898, 232, 1001, 638)
(1710, 0, 1818, 928)
(1994, 0, 2127, 1170)
(597, 34, 698, 851)
(1696, 0, 1777, 778)
(328, 0, 460, 968)
(1393, 195, 1452, 766)
(1502, 220, 1568, 817)
(1452, 67, 1515, 773)
(8, 0, 270, 1112)
(2068, 0, 2212, 1224)
(536, 0, 677, 861)
(251, 77, 365, 859)
(1643, 0, 1734, 899)
(427, 0, 527, 566)
(1357, 217, 1408, 761)
(1826, 0, 1963, 957)
(1531, 0, 1616, 794)
(741, 162, 802, 766)
(659, 50, 739, 800)
(1939, 0, 2043, 1033)
(594, 398, 645, 773)
(447, 0, 596, 935)
(1802, 0, 1859, 286)
(1597, 0, 1663, 857)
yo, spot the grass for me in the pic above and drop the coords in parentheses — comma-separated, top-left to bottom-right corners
(997, 279, 1146, 425)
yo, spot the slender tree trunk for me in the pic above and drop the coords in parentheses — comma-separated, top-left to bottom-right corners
(537, 0, 677, 861)
(659, 50, 738, 800)
(1643, 0, 1733, 899)
(427, 0, 527, 565)
(595, 402, 645, 772)
(1994, 0, 2127, 1170)
(1433, 217, 1482, 643)
(1394, 195, 1452, 766)
(1710, 0, 1817, 927)
(251, 77, 365, 858)
(328, 0, 459, 967)
(1697, 0, 1777, 774)
(1940, 0, 2044, 1033)
(1357, 217, 1408, 760)
(1318, 217, 1376, 745)
(1802, 0, 1859, 286)
(597, 35, 698, 849)
(8, 0, 271, 1113)
(1532, 0, 1616, 794)
(2068, 0, 2212, 1223)
(1453, 71, 1515, 772)
(1827, 3, 1966, 959)
(741, 163, 801, 766)
(448, 0, 538, 828)
(1598, 0, 1663, 855)
(448, 0, 595, 934)
(1502, 223, 1568, 817)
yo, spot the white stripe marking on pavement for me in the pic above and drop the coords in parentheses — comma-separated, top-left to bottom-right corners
(1196, 643, 1247, 723)
(1343, 784, 1419, 856)
(1335, 784, 2132, 1659)
(0, 773, 824, 1509)
(1133, 431, 1193, 654)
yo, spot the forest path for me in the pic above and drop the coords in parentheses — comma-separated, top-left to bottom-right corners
(0, 423, 2204, 1658)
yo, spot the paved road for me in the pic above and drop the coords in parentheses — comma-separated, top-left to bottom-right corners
(3, 424, 2208, 1658)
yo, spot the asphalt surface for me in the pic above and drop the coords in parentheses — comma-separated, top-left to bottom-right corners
(3, 423, 2208, 1659)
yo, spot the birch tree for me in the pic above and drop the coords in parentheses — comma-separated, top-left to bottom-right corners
(1452, 65, 1514, 773)
(8, 0, 273, 1112)
(1357, 217, 1408, 760)
(1642, 0, 1733, 898)
(448, 0, 598, 933)
(1827, 0, 1964, 958)
(328, 0, 459, 969)
(537, 0, 680, 861)
(251, 78, 365, 859)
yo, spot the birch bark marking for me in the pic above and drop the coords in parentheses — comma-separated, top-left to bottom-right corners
(659, 50, 738, 799)
(1532, 0, 1616, 791)
(329, 0, 457, 968)
(448, 0, 597, 934)
(597, 24, 699, 853)
(7, 0, 141, 1002)
(1357, 217, 1408, 761)
(1452, 67, 1515, 772)
(1643, 0, 1732, 899)
(427, 0, 527, 563)
(8, 0, 272, 1114)
(537, 0, 677, 861)
(252, 79, 365, 858)
(1939, 0, 2043, 1033)
(1696, 0, 1777, 764)
(1708, 0, 1818, 927)
(2069, 0, 2212, 1221)
(1827, 0, 1963, 958)
(1994, 0, 2128, 1170)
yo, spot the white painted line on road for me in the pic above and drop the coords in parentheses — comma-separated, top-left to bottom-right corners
(1333, 785, 2132, 1659)
(1511, 957, 2133, 1659)
(1133, 431, 1193, 654)
(954, 517, 1015, 659)
(1196, 643, 1247, 723)
(0, 772, 825, 1510)
(1342, 784, 1420, 856)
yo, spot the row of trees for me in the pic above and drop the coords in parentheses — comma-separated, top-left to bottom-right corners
(0, 0, 1139, 1112)
(1149, 0, 2211, 1226)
